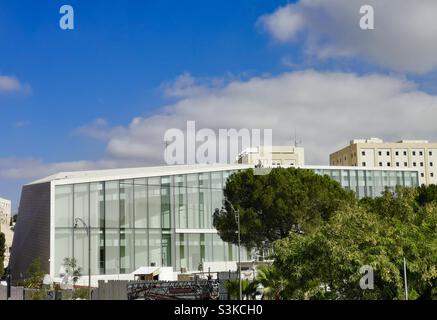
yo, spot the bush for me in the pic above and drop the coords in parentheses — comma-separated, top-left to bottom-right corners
(73, 288, 90, 300)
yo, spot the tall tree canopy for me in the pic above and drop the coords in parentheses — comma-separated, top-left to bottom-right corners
(274, 187, 437, 300)
(213, 168, 356, 249)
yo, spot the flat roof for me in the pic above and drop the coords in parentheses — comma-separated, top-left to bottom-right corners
(28, 163, 254, 185)
(27, 163, 419, 186)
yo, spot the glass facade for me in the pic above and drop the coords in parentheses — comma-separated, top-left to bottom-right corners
(54, 170, 250, 276)
(54, 167, 419, 276)
(313, 168, 419, 198)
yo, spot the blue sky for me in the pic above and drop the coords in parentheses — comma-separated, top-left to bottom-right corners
(2, 0, 437, 210)
(0, 0, 287, 160)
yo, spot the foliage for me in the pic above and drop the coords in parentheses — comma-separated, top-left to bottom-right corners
(63, 257, 82, 285)
(0, 232, 5, 276)
(255, 264, 288, 300)
(27, 288, 47, 300)
(416, 184, 437, 206)
(224, 279, 258, 300)
(274, 187, 437, 300)
(73, 287, 90, 300)
(213, 168, 356, 249)
(24, 257, 45, 289)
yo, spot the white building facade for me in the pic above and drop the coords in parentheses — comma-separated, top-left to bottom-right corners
(0, 197, 13, 268)
(330, 138, 437, 185)
(237, 146, 305, 167)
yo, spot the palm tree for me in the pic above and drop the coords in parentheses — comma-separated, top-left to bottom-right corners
(255, 265, 287, 300)
(224, 279, 239, 300)
(224, 279, 259, 300)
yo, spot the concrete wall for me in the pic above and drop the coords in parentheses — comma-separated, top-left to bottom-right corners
(93, 280, 128, 300)
(0, 197, 13, 268)
(0, 285, 24, 300)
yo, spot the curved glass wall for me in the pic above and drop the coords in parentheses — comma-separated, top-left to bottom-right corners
(54, 170, 250, 276)
(54, 168, 418, 276)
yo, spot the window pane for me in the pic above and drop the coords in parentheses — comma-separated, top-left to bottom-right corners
(162, 233, 172, 267)
(175, 175, 187, 229)
(55, 185, 73, 228)
(90, 229, 101, 275)
(74, 184, 89, 226)
(73, 229, 89, 276)
(135, 229, 148, 269)
(161, 177, 171, 229)
(120, 229, 134, 274)
(176, 233, 187, 272)
(90, 183, 104, 228)
(148, 178, 161, 228)
(233, 244, 240, 261)
(199, 173, 212, 229)
(204, 234, 213, 262)
(211, 172, 223, 216)
(99, 229, 105, 274)
(105, 229, 119, 274)
(120, 180, 134, 228)
(134, 179, 147, 228)
(105, 181, 119, 228)
(187, 174, 199, 229)
(212, 234, 225, 262)
(188, 234, 201, 271)
(148, 229, 161, 267)
(55, 229, 72, 277)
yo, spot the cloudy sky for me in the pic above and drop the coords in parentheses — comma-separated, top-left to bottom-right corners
(1, 0, 437, 210)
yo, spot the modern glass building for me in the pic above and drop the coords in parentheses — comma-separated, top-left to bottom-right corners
(306, 165, 419, 198)
(9, 164, 419, 285)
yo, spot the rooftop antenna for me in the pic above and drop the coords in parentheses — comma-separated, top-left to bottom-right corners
(294, 129, 302, 147)
(164, 139, 170, 162)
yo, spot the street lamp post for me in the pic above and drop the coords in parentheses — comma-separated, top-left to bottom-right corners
(223, 198, 242, 300)
(74, 217, 91, 300)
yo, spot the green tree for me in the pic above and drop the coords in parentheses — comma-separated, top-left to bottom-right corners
(0, 232, 5, 276)
(416, 184, 437, 206)
(24, 257, 45, 289)
(213, 168, 356, 249)
(255, 264, 288, 300)
(224, 279, 258, 300)
(274, 189, 437, 300)
(63, 257, 82, 286)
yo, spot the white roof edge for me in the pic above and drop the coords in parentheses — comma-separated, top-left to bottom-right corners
(300, 165, 418, 172)
(27, 163, 254, 185)
(0, 197, 11, 203)
(27, 163, 419, 186)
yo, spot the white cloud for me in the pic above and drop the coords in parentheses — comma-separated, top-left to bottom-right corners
(258, 0, 437, 74)
(0, 75, 30, 93)
(257, 4, 304, 42)
(0, 157, 143, 180)
(5, 70, 437, 180)
(161, 72, 235, 98)
(97, 71, 437, 166)
(73, 118, 126, 140)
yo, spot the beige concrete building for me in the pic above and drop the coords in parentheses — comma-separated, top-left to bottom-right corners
(237, 145, 305, 167)
(330, 138, 437, 185)
(0, 197, 13, 268)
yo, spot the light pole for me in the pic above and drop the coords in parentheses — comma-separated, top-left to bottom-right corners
(222, 198, 242, 300)
(74, 217, 91, 300)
